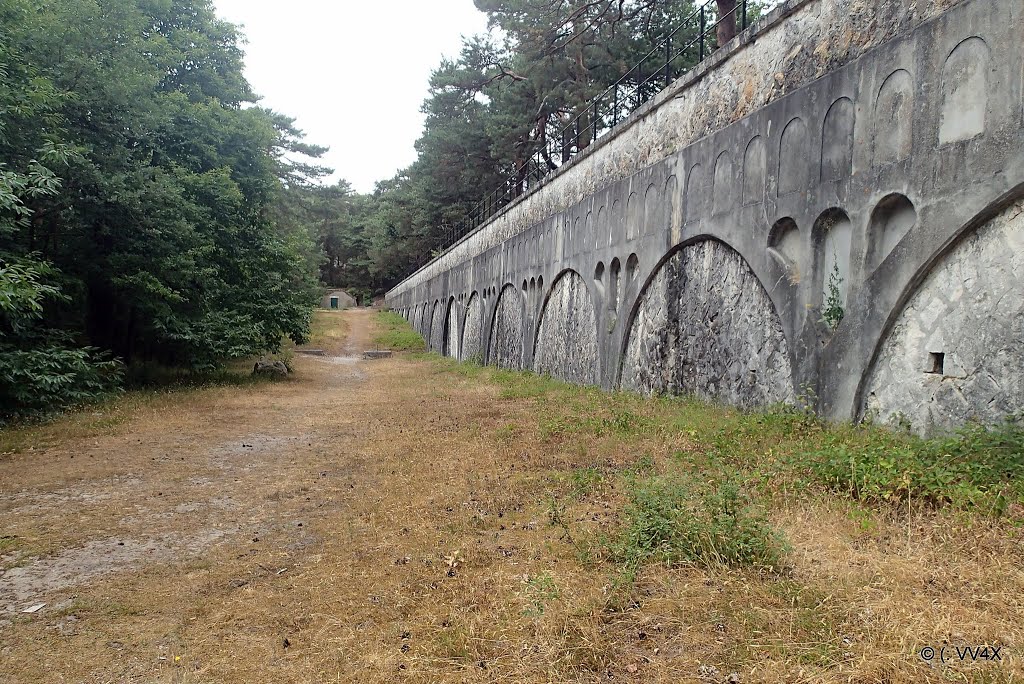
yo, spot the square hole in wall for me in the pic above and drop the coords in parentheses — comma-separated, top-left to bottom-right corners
(926, 352, 945, 375)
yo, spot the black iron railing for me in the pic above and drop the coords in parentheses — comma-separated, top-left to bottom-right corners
(436, 0, 752, 255)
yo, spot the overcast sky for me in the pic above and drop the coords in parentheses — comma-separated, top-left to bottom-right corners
(212, 1, 490, 193)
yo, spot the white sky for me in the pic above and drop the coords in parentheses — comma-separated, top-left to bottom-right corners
(213, 1, 490, 193)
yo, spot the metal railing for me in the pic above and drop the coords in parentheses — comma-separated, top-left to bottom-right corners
(436, 0, 752, 255)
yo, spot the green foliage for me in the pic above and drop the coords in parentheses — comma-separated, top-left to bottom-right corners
(821, 254, 844, 330)
(312, 1, 774, 293)
(0, 254, 122, 420)
(0, 0, 325, 416)
(794, 419, 1024, 511)
(613, 474, 786, 570)
(521, 572, 561, 616)
(373, 311, 425, 351)
(0, 345, 123, 419)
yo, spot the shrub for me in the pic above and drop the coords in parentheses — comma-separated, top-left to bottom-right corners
(0, 343, 124, 420)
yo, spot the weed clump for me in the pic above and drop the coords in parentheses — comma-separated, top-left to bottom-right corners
(613, 474, 787, 570)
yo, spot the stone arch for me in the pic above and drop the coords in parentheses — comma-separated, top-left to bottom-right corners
(461, 292, 483, 363)
(867, 193, 917, 270)
(418, 303, 428, 336)
(712, 150, 735, 216)
(429, 300, 444, 352)
(813, 208, 853, 310)
(534, 270, 600, 385)
(444, 297, 459, 358)
(620, 237, 795, 407)
(742, 136, 766, 205)
(939, 37, 990, 144)
(821, 97, 855, 181)
(488, 284, 524, 369)
(861, 197, 1024, 433)
(779, 117, 811, 195)
(873, 69, 914, 165)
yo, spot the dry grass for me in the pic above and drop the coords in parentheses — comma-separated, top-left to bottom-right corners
(0, 309, 1021, 683)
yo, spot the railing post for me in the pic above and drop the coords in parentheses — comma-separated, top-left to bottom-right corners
(612, 85, 618, 126)
(699, 5, 706, 61)
(664, 34, 672, 87)
(592, 98, 599, 143)
(741, 0, 748, 30)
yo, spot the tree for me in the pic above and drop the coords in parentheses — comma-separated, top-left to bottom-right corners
(716, 0, 737, 45)
(0, 0, 327, 416)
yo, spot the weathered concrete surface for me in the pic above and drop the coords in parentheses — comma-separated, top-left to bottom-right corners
(389, 0, 1024, 433)
(622, 240, 796, 408)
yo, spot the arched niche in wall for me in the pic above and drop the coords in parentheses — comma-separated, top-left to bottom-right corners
(594, 261, 606, 300)
(444, 297, 459, 359)
(684, 163, 704, 224)
(813, 208, 853, 310)
(609, 257, 622, 316)
(461, 292, 483, 363)
(742, 136, 766, 205)
(712, 151, 735, 216)
(664, 175, 680, 236)
(644, 182, 662, 236)
(768, 217, 803, 282)
(626, 191, 642, 241)
(488, 284, 524, 369)
(939, 37, 990, 145)
(778, 117, 811, 195)
(595, 205, 609, 250)
(621, 238, 795, 408)
(533, 270, 600, 385)
(867, 193, 917, 270)
(821, 97, 855, 181)
(873, 69, 914, 166)
(862, 197, 1024, 433)
(625, 253, 640, 289)
(610, 198, 623, 244)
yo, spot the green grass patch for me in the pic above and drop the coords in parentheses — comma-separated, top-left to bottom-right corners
(412, 335, 1024, 518)
(373, 311, 425, 351)
(612, 473, 787, 570)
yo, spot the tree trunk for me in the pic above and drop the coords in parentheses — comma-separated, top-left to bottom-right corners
(716, 0, 738, 46)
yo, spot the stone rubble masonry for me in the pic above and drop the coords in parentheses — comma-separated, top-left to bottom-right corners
(390, 0, 1024, 435)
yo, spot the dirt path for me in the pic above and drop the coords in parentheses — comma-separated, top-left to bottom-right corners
(0, 309, 407, 682)
(1, 309, 1021, 683)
